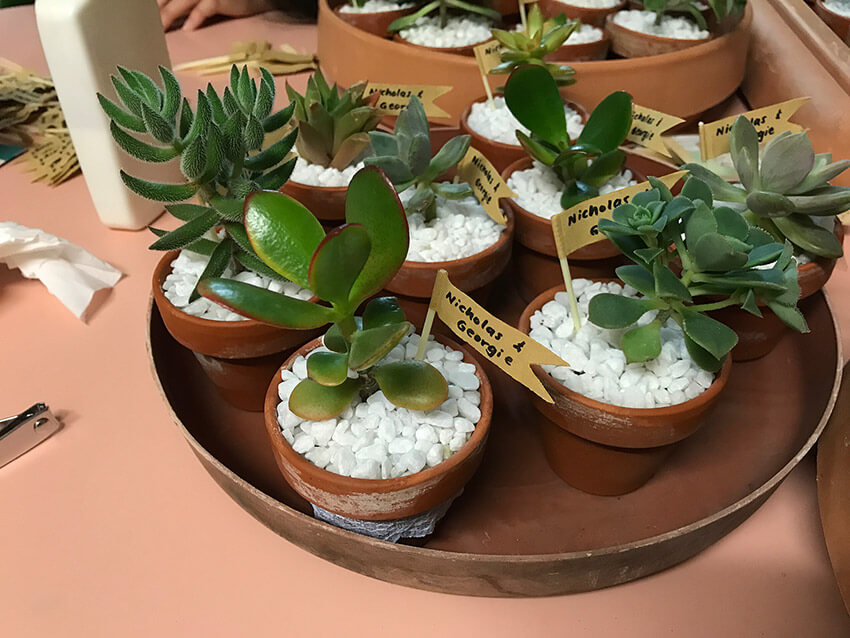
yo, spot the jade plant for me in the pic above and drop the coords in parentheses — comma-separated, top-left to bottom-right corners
(504, 65, 633, 209)
(285, 69, 381, 170)
(98, 64, 297, 297)
(684, 116, 850, 260)
(198, 167, 449, 420)
(388, 0, 501, 33)
(587, 176, 806, 372)
(489, 6, 578, 87)
(363, 95, 473, 221)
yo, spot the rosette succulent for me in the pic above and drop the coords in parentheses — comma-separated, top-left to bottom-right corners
(363, 95, 473, 222)
(199, 167, 448, 420)
(504, 65, 632, 209)
(98, 64, 297, 298)
(588, 176, 806, 371)
(685, 116, 850, 260)
(388, 0, 501, 32)
(489, 6, 578, 87)
(285, 69, 381, 170)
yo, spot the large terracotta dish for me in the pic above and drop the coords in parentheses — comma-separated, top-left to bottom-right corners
(318, 0, 752, 125)
(147, 287, 841, 597)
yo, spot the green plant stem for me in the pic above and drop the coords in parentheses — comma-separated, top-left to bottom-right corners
(439, 0, 447, 28)
(336, 315, 358, 342)
(673, 235, 694, 276)
(686, 298, 739, 313)
(358, 371, 379, 402)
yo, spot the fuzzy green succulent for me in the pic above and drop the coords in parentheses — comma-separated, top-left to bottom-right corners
(504, 65, 632, 209)
(589, 176, 806, 371)
(98, 64, 297, 298)
(388, 0, 501, 32)
(199, 167, 448, 420)
(684, 116, 850, 259)
(285, 69, 381, 170)
(363, 95, 473, 222)
(489, 6, 578, 87)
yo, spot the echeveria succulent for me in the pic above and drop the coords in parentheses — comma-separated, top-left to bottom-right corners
(504, 65, 632, 209)
(198, 167, 448, 420)
(98, 64, 297, 297)
(685, 116, 850, 259)
(589, 177, 806, 371)
(286, 69, 381, 170)
(363, 95, 473, 222)
(388, 0, 501, 32)
(489, 6, 578, 87)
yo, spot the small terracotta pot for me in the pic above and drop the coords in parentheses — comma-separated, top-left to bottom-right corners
(606, 13, 713, 58)
(263, 334, 493, 520)
(518, 284, 732, 495)
(707, 302, 786, 362)
(152, 252, 320, 410)
(333, 4, 415, 38)
(798, 220, 844, 301)
(460, 95, 589, 174)
(392, 33, 487, 57)
(281, 177, 347, 222)
(545, 31, 612, 62)
(814, 0, 850, 41)
(539, 0, 627, 28)
(385, 202, 515, 298)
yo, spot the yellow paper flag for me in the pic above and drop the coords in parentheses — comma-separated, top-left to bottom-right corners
(473, 40, 502, 75)
(426, 270, 568, 403)
(551, 171, 687, 257)
(456, 147, 515, 224)
(627, 104, 685, 158)
(698, 97, 809, 160)
(364, 83, 452, 119)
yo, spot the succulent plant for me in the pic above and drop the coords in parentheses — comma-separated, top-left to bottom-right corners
(198, 167, 449, 420)
(388, 0, 501, 32)
(642, 0, 710, 29)
(504, 65, 632, 209)
(588, 176, 806, 371)
(489, 6, 578, 87)
(684, 116, 850, 259)
(285, 69, 381, 170)
(363, 95, 473, 222)
(98, 64, 297, 298)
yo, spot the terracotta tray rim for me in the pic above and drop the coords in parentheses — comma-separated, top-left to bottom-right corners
(146, 290, 842, 562)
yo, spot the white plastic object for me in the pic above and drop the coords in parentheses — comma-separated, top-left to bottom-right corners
(35, 0, 181, 230)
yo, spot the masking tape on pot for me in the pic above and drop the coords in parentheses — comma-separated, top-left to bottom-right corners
(551, 171, 687, 257)
(698, 97, 809, 160)
(628, 104, 684, 158)
(364, 83, 452, 119)
(426, 270, 567, 403)
(456, 147, 514, 225)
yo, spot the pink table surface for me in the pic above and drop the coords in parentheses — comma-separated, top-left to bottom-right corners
(1, 7, 849, 637)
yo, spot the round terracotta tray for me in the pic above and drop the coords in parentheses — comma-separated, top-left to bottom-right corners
(147, 284, 841, 597)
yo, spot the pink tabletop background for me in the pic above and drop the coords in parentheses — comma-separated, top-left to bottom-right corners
(1, 6, 849, 636)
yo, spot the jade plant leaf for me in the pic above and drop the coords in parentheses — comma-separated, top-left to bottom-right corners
(621, 320, 662, 364)
(198, 279, 336, 328)
(243, 190, 326, 289)
(288, 378, 359, 420)
(309, 224, 371, 307)
(581, 149, 626, 188)
(681, 309, 738, 360)
(374, 360, 449, 411)
(306, 351, 350, 387)
(504, 65, 567, 146)
(587, 294, 654, 329)
(348, 322, 412, 371)
(324, 322, 353, 353)
(576, 91, 632, 154)
(345, 167, 409, 304)
(362, 297, 406, 330)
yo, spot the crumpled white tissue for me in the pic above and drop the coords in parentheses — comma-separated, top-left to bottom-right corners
(0, 222, 122, 320)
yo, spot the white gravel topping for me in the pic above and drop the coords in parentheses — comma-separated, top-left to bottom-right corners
(466, 96, 585, 146)
(277, 332, 482, 479)
(612, 10, 710, 39)
(339, 0, 415, 13)
(551, 0, 622, 8)
(563, 23, 607, 43)
(508, 160, 637, 219)
(400, 183, 505, 261)
(530, 279, 715, 408)
(163, 247, 312, 321)
(824, 0, 850, 16)
(290, 156, 366, 187)
(399, 15, 494, 48)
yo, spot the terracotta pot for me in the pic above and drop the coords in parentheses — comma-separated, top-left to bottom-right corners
(500, 154, 648, 259)
(152, 252, 320, 410)
(281, 177, 347, 221)
(708, 302, 786, 362)
(545, 32, 611, 62)
(385, 202, 515, 298)
(392, 33, 485, 57)
(606, 13, 713, 58)
(814, 0, 850, 41)
(491, 0, 519, 17)
(332, 4, 415, 38)
(798, 220, 845, 301)
(460, 95, 589, 174)
(263, 334, 493, 520)
(539, 0, 627, 28)
(518, 284, 732, 495)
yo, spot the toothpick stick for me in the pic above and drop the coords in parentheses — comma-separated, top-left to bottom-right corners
(519, 1, 528, 31)
(559, 256, 582, 334)
(697, 121, 707, 161)
(416, 307, 437, 361)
